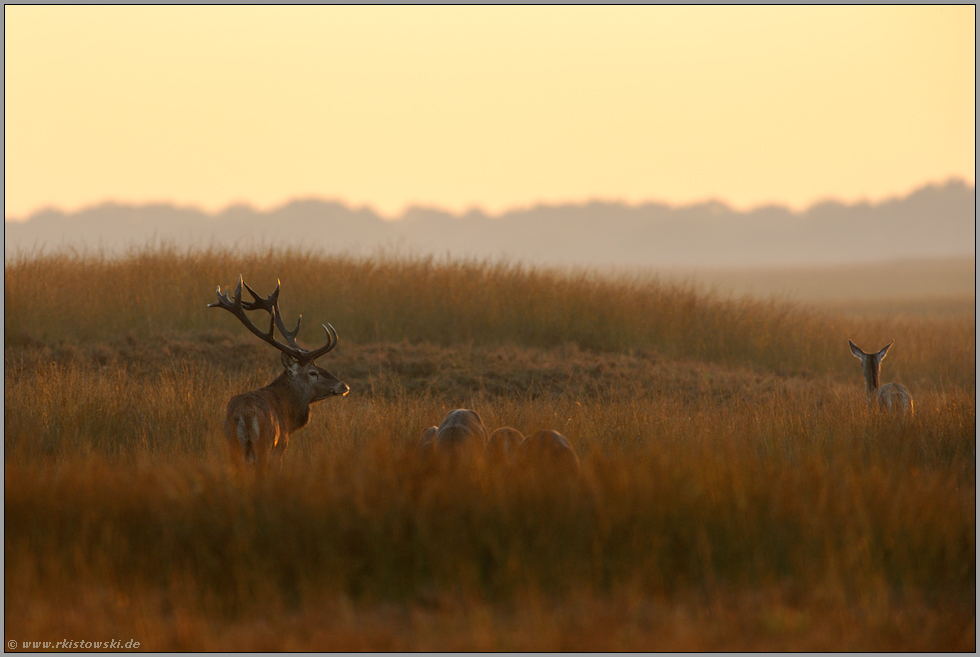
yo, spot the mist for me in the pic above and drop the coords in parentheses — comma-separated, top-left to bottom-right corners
(5, 179, 974, 269)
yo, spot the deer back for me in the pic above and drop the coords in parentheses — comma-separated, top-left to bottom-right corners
(435, 409, 489, 449)
(876, 382, 914, 417)
(487, 427, 525, 464)
(519, 429, 580, 474)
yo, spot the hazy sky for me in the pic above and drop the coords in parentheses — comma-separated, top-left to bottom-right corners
(4, 6, 975, 219)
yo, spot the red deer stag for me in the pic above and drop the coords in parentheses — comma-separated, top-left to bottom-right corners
(848, 340, 913, 418)
(210, 276, 349, 468)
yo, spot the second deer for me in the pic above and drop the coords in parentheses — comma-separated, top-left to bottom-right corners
(848, 340, 913, 418)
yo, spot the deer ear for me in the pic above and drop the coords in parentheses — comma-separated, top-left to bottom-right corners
(281, 352, 301, 372)
(849, 340, 867, 361)
(877, 341, 893, 361)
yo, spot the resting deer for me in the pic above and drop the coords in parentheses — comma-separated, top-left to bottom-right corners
(418, 409, 489, 457)
(210, 276, 349, 468)
(486, 426, 525, 464)
(848, 340, 913, 417)
(519, 429, 580, 473)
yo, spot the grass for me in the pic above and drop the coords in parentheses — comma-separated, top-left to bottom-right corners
(5, 246, 974, 387)
(646, 256, 975, 305)
(4, 246, 975, 650)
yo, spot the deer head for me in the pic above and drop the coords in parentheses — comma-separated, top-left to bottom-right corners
(849, 339, 892, 394)
(210, 276, 349, 401)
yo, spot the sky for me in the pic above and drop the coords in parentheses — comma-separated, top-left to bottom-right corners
(4, 5, 975, 220)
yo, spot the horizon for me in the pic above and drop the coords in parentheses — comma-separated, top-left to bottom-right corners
(5, 6, 974, 221)
(6, 177, 973, 270)
(5, 176, 973, 224)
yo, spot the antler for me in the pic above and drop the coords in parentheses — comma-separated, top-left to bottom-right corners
(239, 278, 339, 362)
(208, 275, 339, 364)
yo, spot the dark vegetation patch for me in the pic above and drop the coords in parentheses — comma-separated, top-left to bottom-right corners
(4, 331, 821, 404)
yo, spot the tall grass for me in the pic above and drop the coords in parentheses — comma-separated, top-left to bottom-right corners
(4, 357, 975, 469)
(4, 245, 975, 650)
(5, 246, 974, 388)
(6, 381, 975, 588)
(5, 378, 975, 648)
(6, 358, 974, 608)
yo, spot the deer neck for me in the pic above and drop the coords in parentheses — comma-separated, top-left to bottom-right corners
(863, 360, 880, 395)
(266, 372, 312, 434)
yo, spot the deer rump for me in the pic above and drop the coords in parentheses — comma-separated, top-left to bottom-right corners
(519, 430, 581, 473)
(421, 409, 489, 454)
(225, 393, 283, 465)
(487, 426, 525, 462)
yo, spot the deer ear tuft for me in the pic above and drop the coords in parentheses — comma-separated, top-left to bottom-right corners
(281, 351, 301, 372)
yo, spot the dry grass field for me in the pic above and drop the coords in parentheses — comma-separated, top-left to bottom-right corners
(4, 247, 975, 651)
(647, 257, 975, 313)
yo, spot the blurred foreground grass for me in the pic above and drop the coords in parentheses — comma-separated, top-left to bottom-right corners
(4, 247, 975, 650)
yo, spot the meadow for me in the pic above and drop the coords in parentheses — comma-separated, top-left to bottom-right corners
(4, 247, 975, 650)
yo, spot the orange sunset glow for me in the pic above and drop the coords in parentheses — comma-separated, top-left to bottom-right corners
(5, 7, 976, 652)
(4, 5, 975, 219)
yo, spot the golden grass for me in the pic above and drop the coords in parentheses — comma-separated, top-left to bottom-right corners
(647, 256, 975, 304)
(4, 246, 975, 650)
(5, 246, 974, 388)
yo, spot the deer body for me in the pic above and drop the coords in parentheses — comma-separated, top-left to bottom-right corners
(211, 277, 349, 468)
(419, 413, 581, 475)
(435, 409, 489, 448)
(520, 429, 580, 473)
(418, 409, 489, 459)
(849, 340, 913, 417)
(487, 426, 525, 463)
(225, 355, 348, 466)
